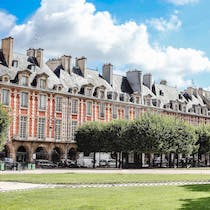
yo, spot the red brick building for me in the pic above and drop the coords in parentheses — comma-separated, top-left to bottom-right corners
(0, 37, 210, 163)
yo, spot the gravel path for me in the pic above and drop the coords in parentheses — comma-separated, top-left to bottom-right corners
(1, 181, 210, 192)
(1, 168, 210, 174)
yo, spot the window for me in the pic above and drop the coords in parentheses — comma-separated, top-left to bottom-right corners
(100, 91, 104, 99)
(136, 97, 140, 104)
(12, 60, 18, 68)
(100, 102, 105, 117)
(112, 104, 117, 119)
(55, 119, 62, 141)
(71, 121, 77, 141)
(20, 76, 28, 86)
(39, 94, 47, 110)
(1, 89, 9, 105)
(56, 97, 62, 112)
(39, 79, 46, 89)
(38, 118, 45, 139)
(20, 116, 27, 139)
(135, 107, 139, 118)
(21, 92, 28, 108)
(86, 88, 92, 96)
(86, 101, 92, 116)
(125, 106, 129, 119)
(30, 65, 36, 71)
(72, 99, 78, 114)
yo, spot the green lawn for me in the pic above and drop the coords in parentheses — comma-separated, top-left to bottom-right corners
(0, 173, 210, 184)
(1, 184, 210, 210)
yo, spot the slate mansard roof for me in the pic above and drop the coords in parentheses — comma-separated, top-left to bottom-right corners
(0, 37, 209, 116)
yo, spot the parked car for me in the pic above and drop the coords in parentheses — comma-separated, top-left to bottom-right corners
(77, 158, 94, 168)
(58, 159, 78, 168)
(35, 159, 57, 169)
(107, 159, 116, 168)
(3, 158, 16, 170)
(99, 160, 107, 167)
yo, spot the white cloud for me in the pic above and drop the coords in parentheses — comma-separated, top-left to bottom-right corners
(165, 0, 199, 6)
(0, 11, 16, 35)
(147, 14, 182, 32)
(5, 0, 210, 88)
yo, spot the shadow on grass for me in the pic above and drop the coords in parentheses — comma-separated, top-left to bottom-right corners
(180, 184, 210, 210)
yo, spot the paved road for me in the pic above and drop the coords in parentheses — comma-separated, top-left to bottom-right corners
(1, 168, 210, 174)
(1, 181, 210, 192)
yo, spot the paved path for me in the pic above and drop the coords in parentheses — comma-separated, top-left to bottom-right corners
(1, 168, 210, 174)
(1, 181, 210, 192)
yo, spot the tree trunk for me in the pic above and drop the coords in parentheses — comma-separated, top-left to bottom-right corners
(148, 153, 151, 168)
(176, 154, 179, 168)
(115, 152, 118, 168)
(139, 153, 142, 168)
(159, 154, 162, 168)
(93, 152, 96, 168)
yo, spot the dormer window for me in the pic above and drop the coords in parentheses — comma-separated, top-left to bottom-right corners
(100, 90, 105, 99)
(20, 76, 28, 86)
(31, 65, 36, 71)
(86, 88, 92, 97)
(120, 94, 124, 101)
(12, 60, 18, 68)
(2, 76, 9, 83)
(39, 79, 46, 89)
(159, 90, 164, 96)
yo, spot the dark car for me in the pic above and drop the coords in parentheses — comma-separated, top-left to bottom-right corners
(35, 159, 57, 169)
(58, 159, 78, 168)
(3, 158, 16, 170)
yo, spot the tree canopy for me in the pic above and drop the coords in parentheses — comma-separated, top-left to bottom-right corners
(0, 104, 10, 150)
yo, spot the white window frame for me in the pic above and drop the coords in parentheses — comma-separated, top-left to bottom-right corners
(39, 78, 47, 89)
(55, 119, 62, 141)
(112, 104, 118, 119)
(99, 102, 105, 118)
(86, 101, 92, 116)
(20, 75, 28, 86)
(72, 99, 78, 114)
(1, 89, 9, 105)
(37, 118, 45, 139)
(55, 96, 62, 112)
(125, 106, 129, 119)
(21, 92, 29, 108)
(39, 94, 47, 110)
(19, 116, 27, 139)
(71, 121, 77, 141)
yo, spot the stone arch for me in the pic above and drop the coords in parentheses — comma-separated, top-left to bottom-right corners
(51, 147, 62, 163)
(68, 147, 77, 160)
(16, 146, 28, 162)
(35, 146, 49, 160)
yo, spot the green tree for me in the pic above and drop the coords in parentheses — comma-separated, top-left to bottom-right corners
(102, 120, 128, 168)
(0, 104, 10, 150)
(75, 121, 104, 168)
(196, 125, 210, 165)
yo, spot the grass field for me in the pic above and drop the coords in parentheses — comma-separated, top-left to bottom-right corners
(0, 173, 210, 184)
(0, 184, 210, 210)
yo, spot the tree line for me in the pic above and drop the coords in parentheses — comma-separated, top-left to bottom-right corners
(76, 112, 210, 168)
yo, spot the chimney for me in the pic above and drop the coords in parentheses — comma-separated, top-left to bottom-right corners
(160, 80, 167, 85)
(126, 70, 142, 93)
(76, 56, 86, 77)
(61, 55, 71, 74)
(1, 37, 14, 68)
(102, 63, 113, 86)
(36, 48, 43, 68)
(143, 73, 152, 90)
(26, 48, 36, 57)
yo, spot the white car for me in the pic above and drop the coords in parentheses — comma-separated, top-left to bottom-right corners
(107, 159, 116, 168)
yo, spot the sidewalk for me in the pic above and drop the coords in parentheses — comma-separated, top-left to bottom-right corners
(1, 168, 210, 174)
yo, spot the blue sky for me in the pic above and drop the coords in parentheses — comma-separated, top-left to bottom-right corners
(0, 0, 210, 89)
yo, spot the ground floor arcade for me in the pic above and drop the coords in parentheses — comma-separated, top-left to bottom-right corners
(2, 140, 77, 163)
